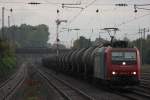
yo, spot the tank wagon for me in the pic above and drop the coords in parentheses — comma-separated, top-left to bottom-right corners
(42, 41, 141, 86)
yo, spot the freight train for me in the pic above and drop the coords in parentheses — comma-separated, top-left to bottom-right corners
(42, 41, 141, 86)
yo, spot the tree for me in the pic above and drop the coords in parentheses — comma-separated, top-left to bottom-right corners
(0, 39, 16, 78)
(0, 24, 50, 48)
(132, 37, 150, 64)
(145, 49, 150, 64)
(73, 36, 92, 48)
(52, 43, 66, 49)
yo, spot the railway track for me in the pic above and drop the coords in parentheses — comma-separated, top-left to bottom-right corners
(142, 72, 150, 75)
(38, 64, 150, 100)
(140, 84, 150, 89)
(0, 64, 27, 100)
(40, 67, 150, 100)
(36, 68, 94, 100)
(110, 87, 150, 100)
(111, 76, 150, 100)
(122, 72, 150, 99)
(112, 87, 150, 100)
(129, 90, 150, 100)
(141, 79, 150, 82)
(117, 92, 149, 100)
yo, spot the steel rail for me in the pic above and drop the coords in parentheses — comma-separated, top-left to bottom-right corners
(37, 68, 94, 100)
(5, 67, 27, 100)
(0, 65, 26, 100)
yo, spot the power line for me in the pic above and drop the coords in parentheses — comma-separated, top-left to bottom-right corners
(115, 12, 150, 28)
(136, 7, 150, 11)
(134, 4, 150, 12)
(0, 1, 60, 7)
(0, 1, 57, 4)
(0, 1, 25, 4)
(41, 0, 61, 4)
(135, 4, 150, 6)
(84, 0, 97, 9)
(0, 1, 141, 7)
(68, 9, 84, 23)
(62, 5, 83, 9)
(68, 0, 97, 24)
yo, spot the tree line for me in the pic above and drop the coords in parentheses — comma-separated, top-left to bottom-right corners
(0, 24, 49, 48)
(0, 24, 50, 80)
(132, 35, 150, 64)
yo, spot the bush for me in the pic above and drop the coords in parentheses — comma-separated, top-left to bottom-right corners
(0, 55, 16, 77)
(0, 39, 16, 78)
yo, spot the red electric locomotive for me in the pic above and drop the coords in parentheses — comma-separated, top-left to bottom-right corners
(42, 41, 141, 86)
(101, 47, 140, 85)
(93, 44, 140, 86)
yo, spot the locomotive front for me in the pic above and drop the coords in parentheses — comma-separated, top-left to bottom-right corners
(105, 47, 141, 85)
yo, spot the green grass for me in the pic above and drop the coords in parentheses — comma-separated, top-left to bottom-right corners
(0, 39, 16, 80)
(0, 56, 16, 78)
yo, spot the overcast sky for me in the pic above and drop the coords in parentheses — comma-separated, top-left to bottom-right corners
(0, 0, 150, 47)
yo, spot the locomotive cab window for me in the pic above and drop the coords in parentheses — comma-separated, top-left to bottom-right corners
(111, 51, 137, 64)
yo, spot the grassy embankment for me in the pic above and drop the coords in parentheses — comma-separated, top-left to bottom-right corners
(0, 39, 16, 81)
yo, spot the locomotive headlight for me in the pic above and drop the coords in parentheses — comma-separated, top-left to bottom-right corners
(112, 71, 116, 75)
(122, 62, 126, 65)
(133, 72, 136, 75)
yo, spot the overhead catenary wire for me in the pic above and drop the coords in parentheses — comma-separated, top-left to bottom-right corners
(114, 12, 150, 28)
(41, 0, 61, 4)
(41, 0, 63, 7)
(0, 1, 26, 4)
(136, 7, 150, 11)
(0, 1, 110, 6)
(1, 1, 149, 38)
(0, 1, 59, 5)
(68, 0, 97, 24)
(1, 0, 97, 27)
(1, 1, 148, 7)
(67, 0, 134, 25)
(135, 4, 150, 6)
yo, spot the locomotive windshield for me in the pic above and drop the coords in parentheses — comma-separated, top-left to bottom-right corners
(111, 51, 136, 64)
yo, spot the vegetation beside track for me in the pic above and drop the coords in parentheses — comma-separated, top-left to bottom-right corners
(0, 39, 16, 81)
